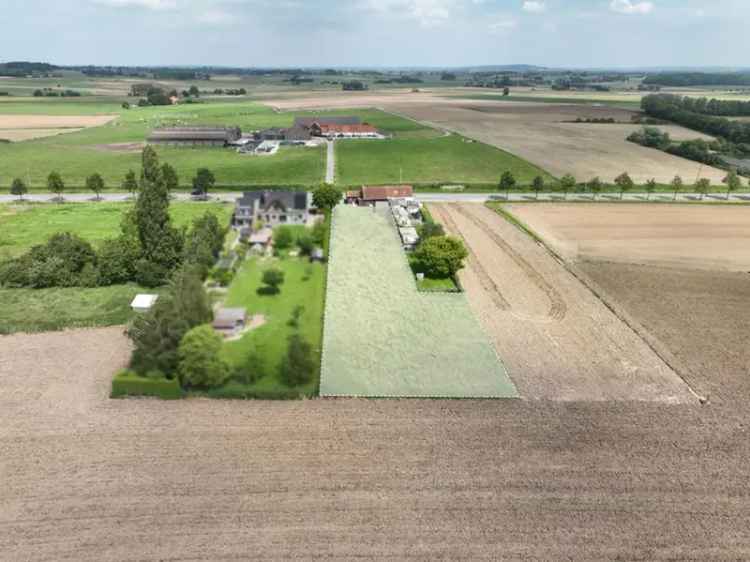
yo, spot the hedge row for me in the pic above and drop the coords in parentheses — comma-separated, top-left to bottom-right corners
(110, 370, 184, 400)
(204, 381, 310, 400)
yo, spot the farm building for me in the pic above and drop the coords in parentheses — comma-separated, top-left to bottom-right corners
(312, 123, 381, 139)
(233, 190, 311, 229)
(255, 116, 373, 142)
(213, 307, 248, 335)
(148, 126, 242, 147)
(346, 185, 415, 205)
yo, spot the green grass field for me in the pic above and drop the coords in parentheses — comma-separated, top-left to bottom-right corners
(216, 256, 326, 397)
(0, 283, 161, 334)
(0, 201, 234, 260)
(336, 133, 551, 186)
(320, 205, 517, 398)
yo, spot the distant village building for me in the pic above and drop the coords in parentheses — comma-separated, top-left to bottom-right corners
(345, 185, 414, 205)
(148, 126, 242, 147)
(233, 190, 311, 229)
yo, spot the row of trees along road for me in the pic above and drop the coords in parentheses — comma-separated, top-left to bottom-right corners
(5, 161, 211, 201)
(496, 170, 744, 201)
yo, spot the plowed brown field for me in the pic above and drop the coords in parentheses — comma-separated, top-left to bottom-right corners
(429, 203, 694, 402)
(0, 115, 116, 141)
(2, 327, 749, 560)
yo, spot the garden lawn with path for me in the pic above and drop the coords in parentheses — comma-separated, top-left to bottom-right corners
(335, 133, 550, 187)
(320, 205, 517, 398)
(212, 255, 327, 398)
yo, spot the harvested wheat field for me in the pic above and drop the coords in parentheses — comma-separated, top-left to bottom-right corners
(430, 202, 695, 402)
(0, 114, 116, 141)
(390, 101, 726, 183)
(506, 203, 750, 271)
(2, 327, 750, 560)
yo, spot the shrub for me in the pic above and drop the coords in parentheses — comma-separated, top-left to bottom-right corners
(279, 333, 315, 387)
(297, 232, 314, 256)
(273, 226, 295, 250)
(232, 350, 267, 385)
(261, 268, 285, 293)
(110, 370, 183, 399)
(413, 236, 468, 279)
(135, 258, 168, 288)
(98, 236, 141, 285)
(178, 324, 230, 389)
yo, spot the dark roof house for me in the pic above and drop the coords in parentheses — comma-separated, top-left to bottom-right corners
(234, 190, 311, 229)
(293, 116, 362, 127)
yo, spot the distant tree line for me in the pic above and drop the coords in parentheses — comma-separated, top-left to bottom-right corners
(0, 61, 57, 77)
(643, 73, 750, 87)
(642, 94, 750, 144)
(33, 88, 81, 97)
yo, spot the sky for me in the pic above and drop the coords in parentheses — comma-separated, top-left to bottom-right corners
(1, 0, 749, 69)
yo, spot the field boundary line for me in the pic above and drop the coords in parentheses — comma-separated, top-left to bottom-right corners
(492, 204, 707, 404)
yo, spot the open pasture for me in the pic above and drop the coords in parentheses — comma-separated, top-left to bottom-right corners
(506, 203, 750, 272)
(0, 201, 233, 260)
(429, 202, 694, 402)
(336, 133, 550, 186)
(320, 205, 515, 398)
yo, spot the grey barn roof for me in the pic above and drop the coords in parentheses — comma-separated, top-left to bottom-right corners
(293, 116, 362, 127)
(148, 126, 241, 142)
(238, 190, 309, 212)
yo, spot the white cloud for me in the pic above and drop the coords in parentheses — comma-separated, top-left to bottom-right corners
(363, 0, 455, 27)
(610, 0, 654, 15)
(522, 1, 545, 13)
(92, 0, 177, 9)
(196, 9, 233, 25)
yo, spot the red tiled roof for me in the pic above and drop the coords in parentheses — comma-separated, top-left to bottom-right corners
(318, 123, 379, 134)
(360, 185, 414, 201)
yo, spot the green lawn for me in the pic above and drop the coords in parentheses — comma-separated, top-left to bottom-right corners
(336, 134, 551, 186)
(0, 100, 436, 188)
(0, 201, 234, 260)
(216, 256, 326, 397)
(0, 284, 160, 334)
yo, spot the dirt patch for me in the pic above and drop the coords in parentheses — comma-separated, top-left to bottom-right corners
(579, 262, 750, 405)
(430, 202, 695, 402)
(92, 141, 145, 153)
(506, 203, 750, 272)
(0, 114, 116, 142)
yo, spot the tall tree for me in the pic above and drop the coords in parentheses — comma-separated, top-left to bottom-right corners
(122, 169, 138, 198)
(312, 184, 341, 211)
(161, 163, 179, 194)
(588, 177, 602, 200)
(532, 176, 545, 200)
(85, 173, 105, 201)
(671, 175, 684, 201)
(10, 178, 27, 201)
(279, 333, 315, 387)
(192, 168, 215, 196)
(695, 178, 711, 200)
(614, 172, 634, 200)
(723, 170, 742, 200)
(559, 174, 576, 200)
(645, 178, 657, 200)
(499, 171, 516, 201)
(134, 147, 183, 282)
(47, 171, 65, 201)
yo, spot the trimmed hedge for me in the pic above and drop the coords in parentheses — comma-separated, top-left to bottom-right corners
(203, 381, 310, 400)
(110, 370, 184, 400)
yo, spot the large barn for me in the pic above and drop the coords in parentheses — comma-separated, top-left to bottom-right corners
(148, 126, 242, 147)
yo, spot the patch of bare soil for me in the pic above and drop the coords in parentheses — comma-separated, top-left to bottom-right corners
(579, 262, 750, 406)
(0, 114, 116, 142)
(430, 203, 694, 402)
(92, 141, 145, 153)
(0, 128, 86, 142)
(507, 203, 750, 272)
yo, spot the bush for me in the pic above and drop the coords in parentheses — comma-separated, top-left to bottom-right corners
(232, 350, 267, 385)
(213, 268, 234, 287)
(135, 258, 168, 288)
(110, 370, 183, 399)
(261, 268, 285, 294)
(178, 324, 230, 389)
(273, 225, 295, 250)
(279, 333, 315, 387)
(297, 232, 314, 256)
(205, 381, 308, 400)
(413, 236, 468, 279)
(98, 236, 141, 285)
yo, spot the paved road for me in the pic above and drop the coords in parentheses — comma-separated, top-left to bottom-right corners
(325, 140, 335, 184)
(2, 191, 748, 204)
